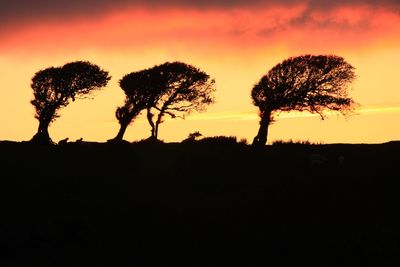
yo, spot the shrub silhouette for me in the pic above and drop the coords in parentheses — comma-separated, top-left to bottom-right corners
(30, 61, 111, 145)
(272, 139, 322, 146)
(182, 131, 203, 143)
(251, 55, 357, 146)
(197, 135, 237, 145)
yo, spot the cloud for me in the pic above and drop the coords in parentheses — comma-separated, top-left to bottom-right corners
(1, 0, 398, 54)
(1, 0, 400, 26)
(281, 7, 371, 31)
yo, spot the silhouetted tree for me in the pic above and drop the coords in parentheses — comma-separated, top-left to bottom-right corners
(146, 62, 216, 140)
(30, 61, 111, 144)
(111, 66, 168, 142)
(251, 55, 357, 146)
(111, 62, 215, 142)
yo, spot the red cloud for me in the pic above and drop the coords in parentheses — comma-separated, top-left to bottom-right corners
(1, 4, 399, 55)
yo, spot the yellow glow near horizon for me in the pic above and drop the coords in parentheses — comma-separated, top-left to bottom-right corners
(185, 105, 400, 122)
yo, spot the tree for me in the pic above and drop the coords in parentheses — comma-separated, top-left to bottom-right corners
(111, 61, 216, 142)
(111, 66, 168, 142)
(146, 61, 216, 140)
(251, 55, 357, 146)
(30, 61, 111, 144)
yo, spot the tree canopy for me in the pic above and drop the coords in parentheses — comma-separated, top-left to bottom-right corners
(251, 55, 357, 146)
(30, 61, 111, 144)
(112, 61, 215, 142)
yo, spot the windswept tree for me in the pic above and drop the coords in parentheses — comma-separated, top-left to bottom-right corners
(30, 61, 111, 144)
(146, 61, 216, 140)
(111, 66, 168, 142)
(251, 55, 357, 146)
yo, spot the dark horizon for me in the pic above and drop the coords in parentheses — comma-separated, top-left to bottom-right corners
(1, 139, 399, 266)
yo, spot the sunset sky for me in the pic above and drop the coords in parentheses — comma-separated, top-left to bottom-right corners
(1, 0, 399, 144)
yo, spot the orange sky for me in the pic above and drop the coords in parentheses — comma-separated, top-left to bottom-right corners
(1, 1, 399, 144)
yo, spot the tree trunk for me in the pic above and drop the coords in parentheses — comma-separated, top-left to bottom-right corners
(151, 126, 156, 139)
(113, 122, 128, 142)
(146, 108, 156, 139)
(31, 119, 52, 145)
(155, 122, 159, 140)
(252, 116, 271, 146)
(154, 112, 164, 140)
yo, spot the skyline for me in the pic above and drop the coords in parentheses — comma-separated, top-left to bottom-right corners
(1, 1, 399, 144)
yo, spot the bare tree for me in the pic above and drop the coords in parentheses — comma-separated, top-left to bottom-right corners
(251, 55, 357, 146)
(30, 61, 111, 144)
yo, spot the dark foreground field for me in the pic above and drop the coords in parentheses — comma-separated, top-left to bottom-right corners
(0, 140, 399, 266)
